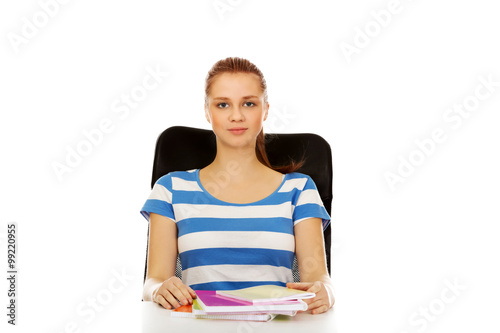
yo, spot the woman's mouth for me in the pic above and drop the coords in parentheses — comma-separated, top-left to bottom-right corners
(228, 128, 248, 135)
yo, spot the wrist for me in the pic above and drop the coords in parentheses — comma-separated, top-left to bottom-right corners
(143, 278, 163, 302)
(150, 286, 159, 302)
(324, 283, 335, 308)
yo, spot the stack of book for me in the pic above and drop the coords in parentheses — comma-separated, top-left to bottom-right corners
(171, 285, 315, 322)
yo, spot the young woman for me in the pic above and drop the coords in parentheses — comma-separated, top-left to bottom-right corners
(140, 57, 335, 314)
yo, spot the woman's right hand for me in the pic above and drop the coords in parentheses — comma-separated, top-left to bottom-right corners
(152, 276, 197, 309)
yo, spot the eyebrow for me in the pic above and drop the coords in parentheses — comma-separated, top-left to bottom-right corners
(212, 95, 260, 101)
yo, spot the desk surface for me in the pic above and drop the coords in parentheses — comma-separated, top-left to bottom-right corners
(142, 301, 337, 333)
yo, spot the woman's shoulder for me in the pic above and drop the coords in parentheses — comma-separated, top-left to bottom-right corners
(169, 168, 198, 178)
(283, 171, 313, 182)
(285, 170, 309, 178)
(274, 171, 310, 192)
(154, 169, 198, 187)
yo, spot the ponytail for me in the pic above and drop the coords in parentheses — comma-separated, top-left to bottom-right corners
(255, 129, 305, 174)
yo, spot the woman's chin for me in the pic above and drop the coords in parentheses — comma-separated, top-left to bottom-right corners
(217, 137, 256, 150)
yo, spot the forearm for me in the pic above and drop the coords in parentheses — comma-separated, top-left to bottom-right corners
(299, 263, 332, 288)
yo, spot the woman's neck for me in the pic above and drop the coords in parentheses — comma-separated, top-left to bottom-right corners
(203, 143, 269, 184)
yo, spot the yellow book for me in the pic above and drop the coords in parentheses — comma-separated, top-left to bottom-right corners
(216, 285, 315, 304)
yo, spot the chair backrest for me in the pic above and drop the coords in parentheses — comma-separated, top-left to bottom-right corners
(143, 126, 333, 284)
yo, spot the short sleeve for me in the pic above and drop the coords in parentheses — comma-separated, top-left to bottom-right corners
(292, 175, 331, 230)
(140, 174, 176, 222)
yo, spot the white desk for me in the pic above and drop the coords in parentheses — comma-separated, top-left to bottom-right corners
(142, 301, 337, 333)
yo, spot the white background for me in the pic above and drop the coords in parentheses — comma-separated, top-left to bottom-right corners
(1, 0, 499, 332)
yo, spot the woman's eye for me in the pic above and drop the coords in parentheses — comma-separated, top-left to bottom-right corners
(217, 102, 229, 108)
(244, 102, 256, 107)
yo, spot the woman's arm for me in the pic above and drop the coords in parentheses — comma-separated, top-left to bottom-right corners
(288, 217, 335, 314)
(143, 212, 196, 308)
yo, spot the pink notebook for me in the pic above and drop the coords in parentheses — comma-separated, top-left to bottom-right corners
(195, 290, 307, 314)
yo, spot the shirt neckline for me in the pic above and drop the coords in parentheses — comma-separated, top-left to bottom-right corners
(195, 168, 287, 206)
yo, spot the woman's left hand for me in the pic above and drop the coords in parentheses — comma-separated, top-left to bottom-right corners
(286, 281, 334, 314)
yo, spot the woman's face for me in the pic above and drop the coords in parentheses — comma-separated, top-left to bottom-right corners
(205, 72, 269, 149)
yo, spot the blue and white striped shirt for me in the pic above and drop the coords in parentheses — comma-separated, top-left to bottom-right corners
(140, 168, 330, 290)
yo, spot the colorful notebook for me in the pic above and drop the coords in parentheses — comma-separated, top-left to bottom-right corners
(216, 285, 315, 304)
(171, 301, 276, 321)
(195, 290, 307, 313)
(191, 299, 298, 316)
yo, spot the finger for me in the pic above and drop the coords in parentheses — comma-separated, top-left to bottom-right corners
(162, 289, 183, 309)
(154, 293, 171, 310)
(311, 304, 329, 315)
(306, 299, 325, 312)
(161, 282, 184, 308)
(307, 282, 323, 294)
(173, 281, 194, 305)
(287, 282, 312, 290)
(302, 297, 316, 305)
(187, 286, 197, 299)
(168, 283, 190, 307)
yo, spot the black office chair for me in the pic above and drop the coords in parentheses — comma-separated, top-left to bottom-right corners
(143, 126, 333, 285)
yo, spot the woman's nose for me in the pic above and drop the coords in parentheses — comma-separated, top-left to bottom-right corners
(229, 106, 244, 121)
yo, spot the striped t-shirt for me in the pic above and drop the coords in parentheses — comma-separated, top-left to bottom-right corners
(140, 168, 331, 290)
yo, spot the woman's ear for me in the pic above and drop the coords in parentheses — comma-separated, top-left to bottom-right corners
(205, 105, 211, 123)
(263, 102, 269, 121)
